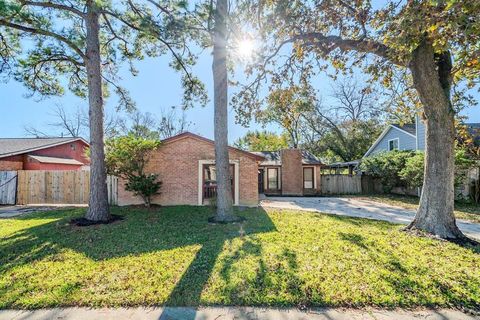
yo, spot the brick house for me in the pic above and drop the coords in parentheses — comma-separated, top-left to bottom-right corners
(118, 132, 324, 207)
(0, 137, 90, 171)
(252, 150, 324, 196)
(118, 132, 264, 207)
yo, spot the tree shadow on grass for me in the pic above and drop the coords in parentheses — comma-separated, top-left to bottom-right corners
(0, 206, 277, 311)
(338, 231, 480, 310)
(2, 207, 479, 313)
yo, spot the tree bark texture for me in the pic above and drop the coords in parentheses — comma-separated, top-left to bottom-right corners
(84, 1, 111, 221)
(211, 0, 236, 222)
(407, 39, 464, 239)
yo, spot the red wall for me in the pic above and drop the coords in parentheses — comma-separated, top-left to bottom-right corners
(0, 140, 90, 171)
(30, 140, 90, 165)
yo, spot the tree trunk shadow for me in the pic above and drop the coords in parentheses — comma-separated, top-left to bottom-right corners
(159, 239, 225, 320)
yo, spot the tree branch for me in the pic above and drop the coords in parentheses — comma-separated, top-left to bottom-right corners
(20, 0, 85, 17)
(103, 8, 196, 90)
(0, 19, 86, 60)
(290, 33, 405, 67)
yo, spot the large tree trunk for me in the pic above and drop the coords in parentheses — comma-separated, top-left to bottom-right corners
(406, 40, 464, 239)
(84, 1, 111, 222)
(210, 0, 237, 222)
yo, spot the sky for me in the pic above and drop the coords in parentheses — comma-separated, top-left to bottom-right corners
(0, 45, 479, 143)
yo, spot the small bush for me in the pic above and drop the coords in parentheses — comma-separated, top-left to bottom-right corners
(125, 174, 162, 207)
(106, 134, 162, 207)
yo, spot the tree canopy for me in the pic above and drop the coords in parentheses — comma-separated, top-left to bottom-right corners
(234, 130, 289, 151)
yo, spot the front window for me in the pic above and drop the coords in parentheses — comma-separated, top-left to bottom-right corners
(203, 164, 234, 199)
(303, 167, 314, 189)
(388, 139, 399, 151)
(203, 165, 217, 199)
(267, 168, 279, 190)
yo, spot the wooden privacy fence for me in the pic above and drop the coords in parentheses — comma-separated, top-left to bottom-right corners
(0, 171, 17, 205)
(321, 174, 362, 194)
(16, 170, 118, 205)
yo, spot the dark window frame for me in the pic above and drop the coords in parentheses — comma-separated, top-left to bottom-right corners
(303, 167, 314, 189)
(266, 167, 279, 190)
(388, 138, 399, 151)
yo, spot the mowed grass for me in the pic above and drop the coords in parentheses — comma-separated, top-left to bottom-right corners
(0, 206, 479, 310)
(350, 194, 480, 223)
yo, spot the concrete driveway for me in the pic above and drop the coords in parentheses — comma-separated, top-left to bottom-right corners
(0, 204, 87, 218)
(261, 196, 480, 240)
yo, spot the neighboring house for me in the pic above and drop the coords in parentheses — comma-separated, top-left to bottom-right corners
(363, 122, 418, 157)
(251, 150, 324, 196)
(118, 132, 324, 207)
(0, 137, 90, 171)
(364, 116, 480, 157)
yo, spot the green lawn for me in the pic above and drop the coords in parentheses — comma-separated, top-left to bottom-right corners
(350, 194, 480, 223)
(0, 206, 479, 310)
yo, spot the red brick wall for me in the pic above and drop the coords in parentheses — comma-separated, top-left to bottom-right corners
(118, 135, 260, 206)
(280, 149, 303, 196)
(30, 140, 90, 165)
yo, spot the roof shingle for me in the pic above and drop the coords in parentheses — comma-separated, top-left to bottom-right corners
(251, 150, 322, 166)
(0, 137, 86, 158)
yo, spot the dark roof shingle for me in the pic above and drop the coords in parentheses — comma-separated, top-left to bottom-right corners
(251, 150, 322, 166)
(391, 123, 416, 135)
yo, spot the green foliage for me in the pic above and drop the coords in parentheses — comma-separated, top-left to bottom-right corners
(398, 152, 425, 189)
(105, 134, 161, 206)
(256, 85, 313, 147)
(363, 149, 477, 191)
(0, 0, 208, 110)
(360, 151, 414, 192)
(234, 130, 289, 151)
(235, 1, 480, 124)
(1, 207, 479, 309)
(124, 174, 162, 207)
(309, 119, 383, 163)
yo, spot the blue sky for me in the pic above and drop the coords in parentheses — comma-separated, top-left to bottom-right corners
(0, 48, 479, 143)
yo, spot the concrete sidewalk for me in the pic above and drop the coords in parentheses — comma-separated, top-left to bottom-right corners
(0, 307, 477, 320)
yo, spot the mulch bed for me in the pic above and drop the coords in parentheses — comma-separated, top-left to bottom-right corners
(70, 214, 124, 227)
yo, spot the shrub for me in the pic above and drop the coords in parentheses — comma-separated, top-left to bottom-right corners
(106, 134, 162, 207)
(125, 174, 162, 207)
(399, 152, 424, 189)
(360, 151, 414, 192)
(362, 148, 477, 194)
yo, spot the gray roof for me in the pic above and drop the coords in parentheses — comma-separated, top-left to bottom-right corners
(326, 160, 360, 168)
(251, 150, 322, 166)
(391, 123, 416, 136)
(0, 137, 87, 158)
(390, 122, 480, 139)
